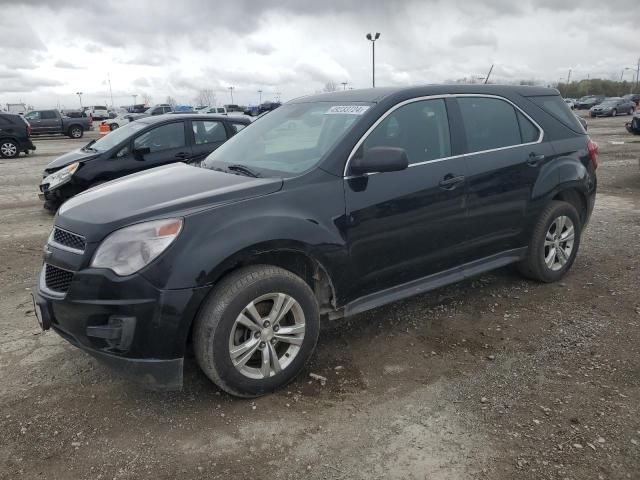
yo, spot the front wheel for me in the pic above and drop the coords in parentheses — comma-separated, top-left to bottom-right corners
(518, 201, 582, 283)
(611, 109, 617, 117)
(194, 265, 320, 397)
(0, 139, 19, 158)
(629, 108, 635, 115)
(110, 123, 119, 131)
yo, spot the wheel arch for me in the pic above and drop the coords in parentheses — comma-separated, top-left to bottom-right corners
(67, 123, 84, 134)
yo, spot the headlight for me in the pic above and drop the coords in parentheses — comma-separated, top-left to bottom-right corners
(91, 218, 183, 276)
(42, 162, 79, 190)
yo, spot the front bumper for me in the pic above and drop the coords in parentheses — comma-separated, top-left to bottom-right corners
(33, 259, 210, 390)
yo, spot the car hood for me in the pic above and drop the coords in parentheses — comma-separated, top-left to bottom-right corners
(55, 162, 284, 242)
(45, 148, 100, 172)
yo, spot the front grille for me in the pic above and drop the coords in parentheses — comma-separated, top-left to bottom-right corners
(52, 227, 86, 252)
(44, 264, 74, 293)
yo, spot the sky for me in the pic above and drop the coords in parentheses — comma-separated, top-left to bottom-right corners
(0, 0, 638, 110)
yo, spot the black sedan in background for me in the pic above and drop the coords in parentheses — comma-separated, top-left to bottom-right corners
(575, 95, 605, 110)
(39, 114, 251, 210)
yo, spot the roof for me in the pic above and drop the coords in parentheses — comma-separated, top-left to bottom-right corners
(290, 84, 558, 104)
(137, 113, 251, 125)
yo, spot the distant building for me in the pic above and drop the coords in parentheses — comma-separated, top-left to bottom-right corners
(6, 103, 27, 114)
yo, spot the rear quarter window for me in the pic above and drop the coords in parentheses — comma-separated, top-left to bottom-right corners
(528, 95, 584, 133)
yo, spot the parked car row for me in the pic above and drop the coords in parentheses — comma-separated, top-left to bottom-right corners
(32, 85, 598, 398)
(38, 113, 251, 210)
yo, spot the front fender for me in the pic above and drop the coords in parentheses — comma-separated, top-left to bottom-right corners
(142, 172, 348, 291)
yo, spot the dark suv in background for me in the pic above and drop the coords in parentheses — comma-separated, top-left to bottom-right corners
(33, 85, 597, 397)
(0, 112, 35, 158)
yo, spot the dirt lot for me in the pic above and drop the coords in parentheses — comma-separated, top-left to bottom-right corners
(1, 114, 639, 480)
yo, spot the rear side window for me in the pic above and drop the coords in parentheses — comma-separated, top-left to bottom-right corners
(41, 111, 57, 120)
(516, 111, 540, 143)
(230, 123, 247, 133)
(363, 98, 451, 164)
(528, 95, 584, 132)
(458, 97, 522, 152)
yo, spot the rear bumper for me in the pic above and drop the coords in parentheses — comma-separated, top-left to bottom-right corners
(33, 263, 210, 390)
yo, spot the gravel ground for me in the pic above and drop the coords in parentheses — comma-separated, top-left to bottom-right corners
(0, 114, 639, 480)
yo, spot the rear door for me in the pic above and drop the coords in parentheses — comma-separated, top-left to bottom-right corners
(457, 95, 552, 260)
(189, 119, 228, 163)
(39, 110, 60, 133)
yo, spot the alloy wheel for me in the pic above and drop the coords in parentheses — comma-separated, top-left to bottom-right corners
(228, 293, 306, 379)
(71, 128, 82, 138)
(0, 142, 17, 157)
(543, 215, 575, 271)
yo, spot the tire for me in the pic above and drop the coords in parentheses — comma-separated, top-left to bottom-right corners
(68, 126, 83, 139)
(518, 201, 582, 283)
(109, 123, 119, 131)
(611, 109, 617, 117)
(194, 265, 320, 397)
(0, 139, 19, 158)
(630, 108, 635, 115)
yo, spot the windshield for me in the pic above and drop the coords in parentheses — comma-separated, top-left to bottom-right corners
(600, 98, 621, 105)
(202, 102, 371, 176)
(90, 121, 148, 152)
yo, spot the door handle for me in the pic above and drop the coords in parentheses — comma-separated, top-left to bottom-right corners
(439, 174, 465, 190)
(174, 152, 189, 159)
(527, 152, 545, 166)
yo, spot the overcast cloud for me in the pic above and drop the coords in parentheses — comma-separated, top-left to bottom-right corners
(0, 0, 637, 109)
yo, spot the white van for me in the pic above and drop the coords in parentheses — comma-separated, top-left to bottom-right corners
(83, 106, 109, 120)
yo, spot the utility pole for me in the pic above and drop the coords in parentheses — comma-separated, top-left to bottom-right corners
(107, 73, 114, 109)
(228, 86, 235, 104)
(341, 82, 348, 90)
(366, 32, 380, 88)
(257, 89, 262, 104)
(566, 69, 572, 96)
(76, 91, 83, 108)
(636, 57, 640, 91)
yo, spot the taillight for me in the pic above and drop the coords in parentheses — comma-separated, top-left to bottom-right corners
(587, 138, 598, 170)
(27, 124, 32, 136)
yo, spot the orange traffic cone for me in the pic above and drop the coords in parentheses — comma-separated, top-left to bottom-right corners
(99, 123, 110, 136)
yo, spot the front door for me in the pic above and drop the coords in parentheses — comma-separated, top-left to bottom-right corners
(343, 98, 469, 300)
(132, 120, 191, 167)
(456, 96, 551, 261)
(189, 119, 229, 163)
(24, 111, 44, 134)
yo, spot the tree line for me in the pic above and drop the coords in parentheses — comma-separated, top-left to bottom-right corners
(555, 79, 639, 98)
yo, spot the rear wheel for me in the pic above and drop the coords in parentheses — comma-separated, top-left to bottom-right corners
(629, 108, 635, 115)
(109, 123, 119, 131)
(0, 139, 18, 158)
(194, 265, 320, 397)
(68, 126, 83, 139)
(518, 201, 582, 283)
(611, 109, 617, 117)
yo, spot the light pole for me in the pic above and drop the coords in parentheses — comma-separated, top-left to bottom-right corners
(635, 57, 640, 91)
(107, 73, 114, 109)
(341, 82, 348, 90)
(76, 91, 83, 109)
(228, 86, 235, 104)
(258, 89, 262, 104)
(366, 32, 380, 88)
(621, 67, 633, 95)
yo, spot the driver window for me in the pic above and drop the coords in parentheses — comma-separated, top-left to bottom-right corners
(134, 122, 185, 153)
(362, 99, 451, 164)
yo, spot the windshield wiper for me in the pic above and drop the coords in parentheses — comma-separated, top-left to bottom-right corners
(227, 164, 261, 178)
(82, 139, 98, 152)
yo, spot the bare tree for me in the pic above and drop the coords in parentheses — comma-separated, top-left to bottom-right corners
(165, 96, 177, 108)
(323, 81, 337, 93)
(195, 89, 216, 106)
(142, 93, 153, 105)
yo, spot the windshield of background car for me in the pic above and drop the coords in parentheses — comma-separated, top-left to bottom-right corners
(91, 121, 148, 152)
(202, 102, 372, 176)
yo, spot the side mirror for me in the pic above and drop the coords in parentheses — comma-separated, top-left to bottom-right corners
(133, 146, 151, 160)
(349, 146, 409, 176)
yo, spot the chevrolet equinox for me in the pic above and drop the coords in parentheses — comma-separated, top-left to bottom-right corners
(33, 85, 598, 397)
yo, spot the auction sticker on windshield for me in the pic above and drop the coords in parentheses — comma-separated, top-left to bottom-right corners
(325, 105, 370, 115)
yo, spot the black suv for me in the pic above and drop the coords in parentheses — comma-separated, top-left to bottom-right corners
(33, 85, 597, 397)
(38, 114, 251, 210)
(0, 112, 35, 158)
